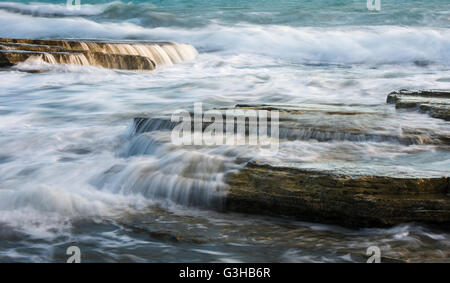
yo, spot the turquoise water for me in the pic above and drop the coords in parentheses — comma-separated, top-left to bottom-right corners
(2, 0, 450, 27)
(0, 0, 449, 262)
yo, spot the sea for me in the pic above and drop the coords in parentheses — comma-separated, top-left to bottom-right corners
(0, 0, 449, 262)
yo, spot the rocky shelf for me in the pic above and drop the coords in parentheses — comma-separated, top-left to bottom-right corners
(132, 102, 450, 146)
(128, 100, 450, 229)
(0, 38, 197, 71)
(225, 162, 450, 229)
(387, 89, 450, 121)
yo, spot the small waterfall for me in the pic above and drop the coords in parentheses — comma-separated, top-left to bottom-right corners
(97, 149, 232, 208)
(37, 52, 156, 70)
(93, 135, 239, 209)
(43, 39, 198, 67)
(42, 53, 90, 66)
(91, 118, 248, 210)
(0, 38, 198, 70)
(42, 53, 57, 64)
(77, 42, 198, 66)
(131, 117, 179, 136)
(131, 116, 448, 146)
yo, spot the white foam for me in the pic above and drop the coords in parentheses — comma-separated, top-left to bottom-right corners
(1, 10, 450, 65)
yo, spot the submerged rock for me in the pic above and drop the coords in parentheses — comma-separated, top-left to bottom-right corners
(0, 38, 198, 70)
(225, 162, 450, 229)
(387, 90, 450, 121)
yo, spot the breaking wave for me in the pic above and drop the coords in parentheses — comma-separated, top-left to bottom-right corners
(1, 8, 450, 65)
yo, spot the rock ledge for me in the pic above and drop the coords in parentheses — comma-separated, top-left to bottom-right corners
(225, 162, 450, 229)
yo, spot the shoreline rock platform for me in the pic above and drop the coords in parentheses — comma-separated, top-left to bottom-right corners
(130, 96, 450, 229)
(0, 38, 197, 71)
(225, 162, 449, 229)
(387, 89, 450, 121)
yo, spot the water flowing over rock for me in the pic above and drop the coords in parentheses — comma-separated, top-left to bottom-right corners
(387, 90, 450, 121)
(0, 38, 198, 70)
(132, 103, 450, 146)
(126, 101, 450, 229)
(111, 105, 447, 228)
(225, 162, 450, 229)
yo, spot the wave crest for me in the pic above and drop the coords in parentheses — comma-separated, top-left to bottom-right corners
(1, 5, 450, 65)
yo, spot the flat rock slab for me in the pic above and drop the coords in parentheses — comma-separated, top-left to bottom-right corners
(387, 90, 450, 121)
(225, 162, 450, 229)
(0, 38, 197, 71)
(127, 103, 450, 229)
(0, 49, 156, 71)
(132, 104, 450, 147)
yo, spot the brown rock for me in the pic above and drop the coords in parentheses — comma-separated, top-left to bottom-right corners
(225, 162, 450, 229)
(0, 37, 197, 70)
(0, 50, 156, 70)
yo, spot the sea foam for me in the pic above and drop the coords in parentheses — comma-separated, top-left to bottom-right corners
(1, 9, 449, 65)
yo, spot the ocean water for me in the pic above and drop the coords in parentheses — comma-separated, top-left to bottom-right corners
(0, 0, 449, 262)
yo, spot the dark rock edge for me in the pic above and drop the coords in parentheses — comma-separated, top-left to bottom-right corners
(225, 162, 450, 229)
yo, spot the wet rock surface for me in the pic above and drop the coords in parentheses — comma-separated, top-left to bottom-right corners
(132, 102, 450, 147)
(225, 162, 450, 229)
(129, 101, 450, 229)
(230, 104, 450, 146)
(0, 49, 156, 71)
(387, 90, 450, 121)
(0, 38, 197, 70)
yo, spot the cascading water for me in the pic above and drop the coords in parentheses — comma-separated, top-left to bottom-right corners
(73, 41, 198, 66)
(91, 118, 247, 209)
(0, 0, 449, 263)
(1, 38, 198, 70)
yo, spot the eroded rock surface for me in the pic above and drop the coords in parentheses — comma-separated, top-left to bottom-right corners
(129, 103, 450, 228)
(387, 90, 450, 121)
(225, 162, 450, 229)
(132, 102, 450, 146)
(127, 100, 450, 229)
(0, 38, 197, 70)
